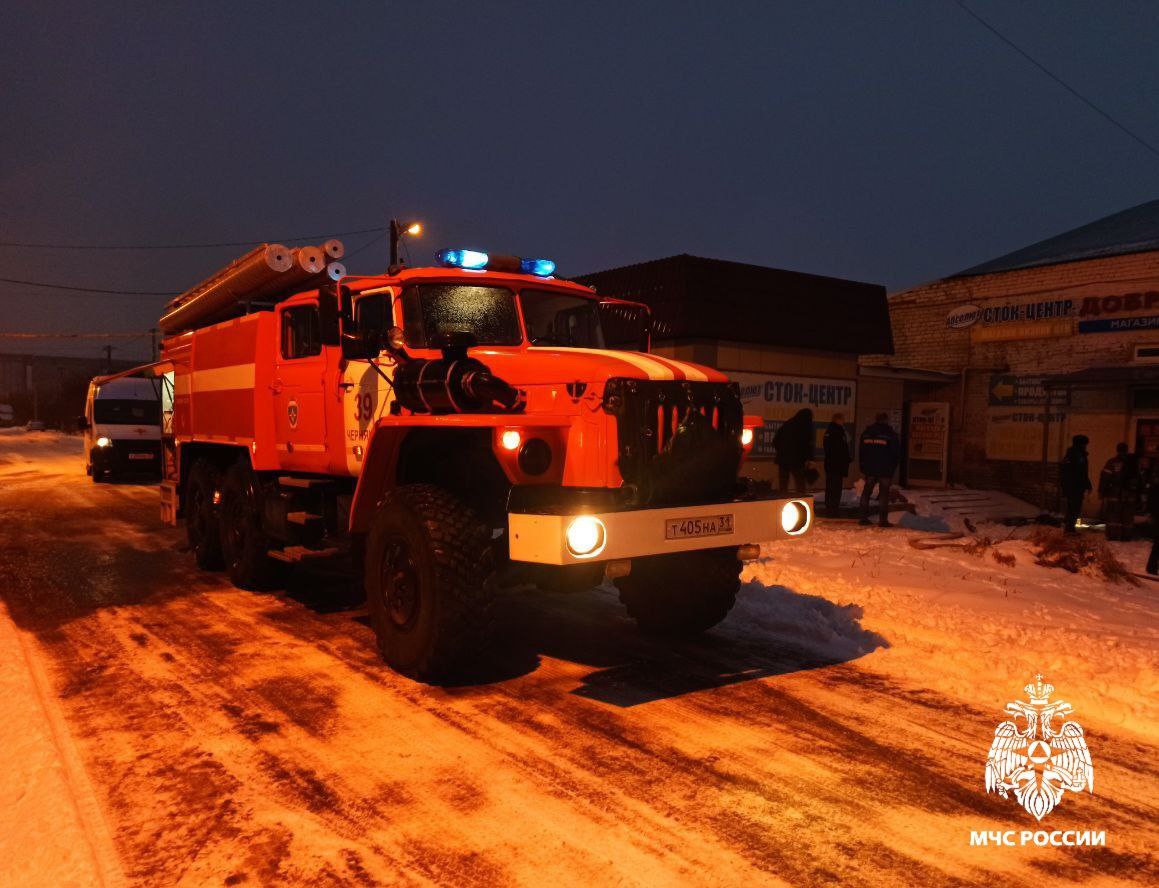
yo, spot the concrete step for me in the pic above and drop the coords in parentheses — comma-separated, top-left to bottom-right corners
(269, 546, 340, 563)
(278, 476, 330, 489)
(287, 511, 323, 525)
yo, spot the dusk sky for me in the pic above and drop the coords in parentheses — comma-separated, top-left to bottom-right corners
(4, 1, 1159, 359)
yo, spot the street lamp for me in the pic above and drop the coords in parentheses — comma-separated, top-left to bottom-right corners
(389, 219, 423, 268)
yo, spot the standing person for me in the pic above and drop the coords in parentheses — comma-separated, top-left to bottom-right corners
(773, 408, 814, 494)
(1146, 472, 1159, 575)
(858, 412, 900, 527)
(823, 413, 851, 518)
(1059, 434, 1092, 534)
(1099, 442, 1139, 540)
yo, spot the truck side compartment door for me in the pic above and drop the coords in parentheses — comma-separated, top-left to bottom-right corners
(274, 302, 330, 472)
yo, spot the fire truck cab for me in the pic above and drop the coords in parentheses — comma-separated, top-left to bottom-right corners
(158, 244, 813, 679)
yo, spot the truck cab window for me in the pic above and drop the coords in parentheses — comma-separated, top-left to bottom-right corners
(355, 294, 391, 335)
(282, 305, 322, 359)
(520, 289, 606, 348)
(93, 400, 161, 424)
(400, 284, 521, 347)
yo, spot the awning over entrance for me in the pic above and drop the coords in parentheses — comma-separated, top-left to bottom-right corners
(858, 364, 958, 383)
(1041, 365, 1159, 390)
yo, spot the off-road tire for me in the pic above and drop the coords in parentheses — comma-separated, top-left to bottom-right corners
(186, 460, 224, 570)
(615, 548, 742, 635)
(219, 460, 282, 591)
(365, 484, 496, 680)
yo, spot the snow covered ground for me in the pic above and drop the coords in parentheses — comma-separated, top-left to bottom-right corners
(745, 522, 1158, 744)
(1, 430, 1156, 885)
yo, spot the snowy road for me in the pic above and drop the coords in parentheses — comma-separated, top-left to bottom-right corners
(0, 432, 1156, 886)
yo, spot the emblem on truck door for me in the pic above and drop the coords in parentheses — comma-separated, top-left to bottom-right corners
(287, 400, 299, 429)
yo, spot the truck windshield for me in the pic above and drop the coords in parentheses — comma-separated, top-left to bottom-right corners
(94, 399, 160, 424)
(520, 290, 606, 348)
(400, 284, 522, 347)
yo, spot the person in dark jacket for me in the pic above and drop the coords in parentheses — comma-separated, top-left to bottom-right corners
(1059, 434, 1092, 534)
(772, 408, 814, 494)
(822, 413, 851, 518)
(858, 413, 901, 527)
(1099, 442, 1139, 540)
(1146, 471, 1159, 575)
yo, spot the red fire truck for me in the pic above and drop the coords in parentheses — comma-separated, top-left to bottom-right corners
(145, 241, 812, 679)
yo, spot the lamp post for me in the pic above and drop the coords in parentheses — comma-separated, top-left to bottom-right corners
(389, 219, 423, 268)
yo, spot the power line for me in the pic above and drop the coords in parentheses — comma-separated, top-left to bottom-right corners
(0, 276, 177, 296)
(344, 229, 391, 262)
(956, 1, 1159, 162)
(0, 224, 388, 251)
(0, 228, 393, 297)
(0, 331, 150, 339)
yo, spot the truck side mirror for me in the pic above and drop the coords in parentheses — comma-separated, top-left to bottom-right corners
(76, 415, 89, 432)
(341, 328, 381, 360)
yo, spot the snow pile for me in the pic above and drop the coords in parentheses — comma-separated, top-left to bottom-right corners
(0, 604, 115, 887)
(729, 580, 887, 661)
(0, 429, 82, 478)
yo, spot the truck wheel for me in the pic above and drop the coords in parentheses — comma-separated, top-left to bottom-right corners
(90, 452, 106, 483)
(365, 484, 496, 680)
(186, 460, 224, 570)
(615, 548, 742, 636)
(219, 461, 282, 591)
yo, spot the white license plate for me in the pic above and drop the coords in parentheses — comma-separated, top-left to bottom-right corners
(665, 514, 734, 540)
(128, 453, 155, 460)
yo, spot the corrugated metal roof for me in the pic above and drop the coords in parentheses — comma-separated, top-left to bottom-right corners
(956, 199, 1159, 277)
(574, 254, 892, 355)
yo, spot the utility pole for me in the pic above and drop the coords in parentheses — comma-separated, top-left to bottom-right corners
(389, 219, 423, 269)
(389, 219, 401, 268)
(150, 327, 159, 362)
(104, 344, 113, 374)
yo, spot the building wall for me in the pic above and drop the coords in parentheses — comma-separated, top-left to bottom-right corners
(0, 353, 136, 427)
(656, 339, 861, 488)
(867, 249, 1159, 511)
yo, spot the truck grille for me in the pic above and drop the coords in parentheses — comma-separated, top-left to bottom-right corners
(602, 378, 743, 506)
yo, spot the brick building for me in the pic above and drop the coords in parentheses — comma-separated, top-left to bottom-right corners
(0, 352, 136, 427)
(864, 199, 1159, 514)
(575, 254, 893, 486)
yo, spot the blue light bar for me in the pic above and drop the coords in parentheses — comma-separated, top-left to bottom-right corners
(436, 248, 489, 270)
(520, 258, 557, 277)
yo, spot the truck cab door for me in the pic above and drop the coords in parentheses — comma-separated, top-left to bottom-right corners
(337, 289, 398, 475)
(274, 301, 331, 472)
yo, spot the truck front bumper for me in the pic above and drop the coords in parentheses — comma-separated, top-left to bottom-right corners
(507, 495, 812, 565)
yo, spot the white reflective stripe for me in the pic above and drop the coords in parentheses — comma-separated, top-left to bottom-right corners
(651, 356, 709, 382)
(190, 364, 255, 393)
(608, 351, 677, 380)
(528, 346, 676, 380)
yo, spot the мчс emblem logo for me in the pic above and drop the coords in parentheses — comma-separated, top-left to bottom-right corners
(985, 675, 1093, 820)
(287, 400, 299, 429)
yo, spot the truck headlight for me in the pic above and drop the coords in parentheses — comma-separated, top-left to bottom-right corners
(566, 515, 606, 558)
(95, 436, 112, 448)
(740, 427, 754, 446)
(781, 501, 810, 534)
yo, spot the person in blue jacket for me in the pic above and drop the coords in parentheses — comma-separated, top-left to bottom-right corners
(858, 412, 901, 527)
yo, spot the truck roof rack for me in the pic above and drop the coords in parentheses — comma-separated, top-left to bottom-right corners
(158, 241, 346, 336)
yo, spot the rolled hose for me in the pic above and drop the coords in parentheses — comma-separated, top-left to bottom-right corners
(392, 357, 524, 414)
